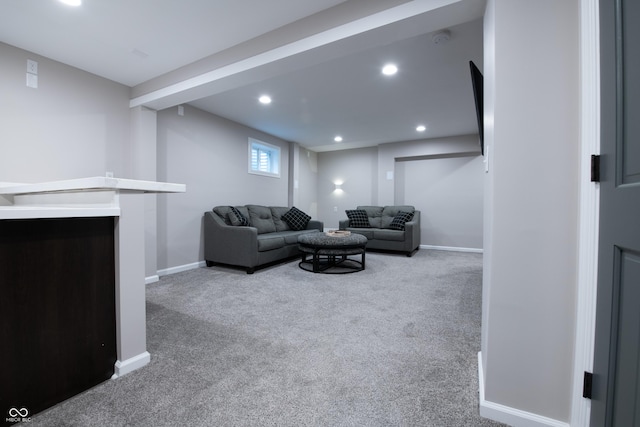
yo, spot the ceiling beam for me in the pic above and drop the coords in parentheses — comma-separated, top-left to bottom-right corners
(129, 0, 483, 111)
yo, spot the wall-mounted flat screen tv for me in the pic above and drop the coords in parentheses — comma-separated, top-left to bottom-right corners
(469, 60, 484, 155)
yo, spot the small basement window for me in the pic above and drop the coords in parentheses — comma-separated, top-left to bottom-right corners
(248, 138, 280, 178)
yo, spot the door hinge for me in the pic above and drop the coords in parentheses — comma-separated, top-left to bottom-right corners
(583, 371, 593, 399)
(591, 155, 600, 182)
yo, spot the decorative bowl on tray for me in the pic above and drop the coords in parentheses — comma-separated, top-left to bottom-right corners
(325, 230, 351, 237)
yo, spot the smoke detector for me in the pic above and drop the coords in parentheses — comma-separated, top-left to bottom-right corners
(432, 30, 451, 45)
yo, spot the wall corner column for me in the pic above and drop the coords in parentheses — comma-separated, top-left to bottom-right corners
(130, 106, 159, 282)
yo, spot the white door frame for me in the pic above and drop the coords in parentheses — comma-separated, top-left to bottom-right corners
(571, 0, 600, 425)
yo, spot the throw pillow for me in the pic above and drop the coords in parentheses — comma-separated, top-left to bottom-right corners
(388, 211, 414, 230)
(228, 206, 249, 226)
(282, 206, 311, 231)
(345, 209, 371, 228)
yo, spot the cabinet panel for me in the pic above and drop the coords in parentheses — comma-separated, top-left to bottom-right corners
(0, 217, 116, 420)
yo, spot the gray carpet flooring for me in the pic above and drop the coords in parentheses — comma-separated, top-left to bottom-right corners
(31, 250, 505, 426)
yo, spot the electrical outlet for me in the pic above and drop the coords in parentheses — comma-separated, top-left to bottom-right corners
(27, 59, 38, 74)
(333, 206, 338, 212)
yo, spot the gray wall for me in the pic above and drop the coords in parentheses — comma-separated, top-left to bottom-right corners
(0, 42, 162, 280)
(0, 42, 130, 182)
(130, 106, 160, 279)
(317, 147, 379, 229)
(396, 155, 483, 249)
(0, 39, 316, 275)
(290, 144, 319, 219)
(481, 0, 579, 423)
(377, 135, 480, 205)
(156, 104, 291, 270)
(317, 135, 484, 250)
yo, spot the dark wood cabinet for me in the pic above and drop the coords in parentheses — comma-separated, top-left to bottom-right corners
(0, 217, 116, 421)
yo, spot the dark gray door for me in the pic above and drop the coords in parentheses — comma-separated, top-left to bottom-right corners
(591, 0, 640, 425)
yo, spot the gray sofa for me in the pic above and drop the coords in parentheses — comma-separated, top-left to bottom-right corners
(339, 205, 420, 256)
(204, 205, 323, 273)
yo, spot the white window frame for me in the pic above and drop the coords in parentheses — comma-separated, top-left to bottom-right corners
(248, 138, 280, 178)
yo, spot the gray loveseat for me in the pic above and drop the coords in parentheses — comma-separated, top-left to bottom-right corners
(339, 205, 420, 256)
(204, 205, 323, 273)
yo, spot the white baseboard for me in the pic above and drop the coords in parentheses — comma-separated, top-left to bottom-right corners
(113, 351, 150, 379)
(157, 260, 206, 278)
(145, 275, 159, 285)
(478, 352, 570, 427)
(421, 244, 483, 253)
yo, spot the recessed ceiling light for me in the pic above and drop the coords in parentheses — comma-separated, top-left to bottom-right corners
(382, 64, 398, 76)
(59, 0, 82, 6)
(258, 95, 272, 104)
(416, 125, 427, 132)
(334, 136, 343, 142)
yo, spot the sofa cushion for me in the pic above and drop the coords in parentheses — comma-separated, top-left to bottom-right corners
(229, 206, 250, 226)
(246, 205, 276, 234)
(256, 234, 285, 251)
(345, 209, 372, 228)
(282, 206, 311, 231)
(381, 205, 415, 228)
(270, 206, 291, 232)
(388, 211, 414, 231)
(347, 228, 374, 239)
(373, 229, 406, 241)
(357, 206, 384, 228)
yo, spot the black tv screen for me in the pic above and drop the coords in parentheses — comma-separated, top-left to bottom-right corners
(469, 60, 484, 155)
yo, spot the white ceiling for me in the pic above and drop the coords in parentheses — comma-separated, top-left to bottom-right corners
(0, 0, 484, 152)
(191, 19, 483, 151)
(0, 0, 350, 86)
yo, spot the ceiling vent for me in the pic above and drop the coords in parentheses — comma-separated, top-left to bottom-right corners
(432, 30, 451, 45)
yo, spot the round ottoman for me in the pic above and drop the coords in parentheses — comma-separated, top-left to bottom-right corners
(298, 232, 367, 274)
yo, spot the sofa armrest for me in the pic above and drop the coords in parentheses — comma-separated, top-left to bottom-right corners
(307, 219, 324, 231)
(204, 211, 259, 267)
(338, 219, 350, 230)
(404, 210, 421, 249)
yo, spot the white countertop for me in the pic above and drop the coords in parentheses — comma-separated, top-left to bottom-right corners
(0, 205, 121, 220)
(0, 177, 186, 220)
(0, 176, 186, 195)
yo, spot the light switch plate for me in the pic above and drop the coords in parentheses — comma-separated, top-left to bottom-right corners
(26, 73, 38, 88)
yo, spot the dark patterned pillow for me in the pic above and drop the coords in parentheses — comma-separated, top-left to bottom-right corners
(345, 209, 371, 228)
(282, 206, 311, 231)
(228, 206, 249, 226)
(388, 211, 414, 230)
